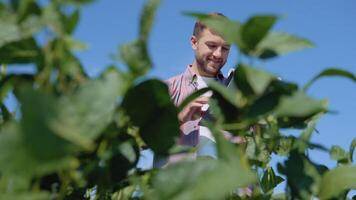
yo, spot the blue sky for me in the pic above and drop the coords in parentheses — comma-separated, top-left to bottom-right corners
(4, 0, 356, 195)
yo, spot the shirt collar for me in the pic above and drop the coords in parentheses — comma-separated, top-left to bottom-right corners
(183, 64, 225, 86)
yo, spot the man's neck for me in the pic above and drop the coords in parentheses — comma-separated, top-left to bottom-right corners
(190, 61, 216, 78)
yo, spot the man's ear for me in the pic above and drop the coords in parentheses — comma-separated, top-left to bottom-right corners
(191, 35, 198, 50)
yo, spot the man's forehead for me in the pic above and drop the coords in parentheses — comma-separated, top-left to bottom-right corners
(200, 29, 230, 45)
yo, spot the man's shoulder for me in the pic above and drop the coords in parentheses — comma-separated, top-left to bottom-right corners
(165, 73, 184, 86)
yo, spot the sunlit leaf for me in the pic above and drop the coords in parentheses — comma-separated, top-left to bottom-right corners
(303, 68, 356, 91)
(0, 15, 42, 47)
(330, 145, 350, 164)
(63, 35, 88, 50)
(236, 63, 274, 96)
(255, 32, 314, 59)
(319, 165, 356, 200)
(274, 91, 327, 118)
(241, 15, 278, 54)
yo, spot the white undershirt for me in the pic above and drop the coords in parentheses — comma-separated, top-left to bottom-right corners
(196, 75, 216, 142)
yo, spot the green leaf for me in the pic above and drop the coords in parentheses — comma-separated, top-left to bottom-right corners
(0, 14, 42, 47)
(19, 88, 80, 159)
(48, 38, 87, 78)
(330, 145, 350, 164)
(0, 192, 50, 200)
(0, 74, 34, 102)
(0, 175, 30, 192)
(42, 3, 64, 35)
(59, 0, 95, 6)
(236, 63, 275, 96)
(274, 136, 295, 156)
(63, 9, 80, 34)
(177, 87, 211, 113)
(184, 12, 242, 44)
(120, 39, 151, 77)
(16, 0, 41, 23)
(63, 35, 88, 50)
(295, 113, 322, 152)
(350, 138, 356, 162)
(0, 37, 41, 65)
(207, 82, 241, 123)
(208, 81, 240, 108)
(17, 70, 121, 157)
(261, 167, 284, 193)
(0, 103, 13, 123)
(109, 140, 140, 182)
(255, 32, 314, 59)
(245, 135, 271, 165)
(246, 79, 298, 119)
(150, 157, 255, 200)
(319, 165, 356, 200)
(121, 79, 179, 155)
(241, 15, 278, 54)
(0, 123, 78, 178)
(50, 70, 123, 149)
(139, 0, 160, 41)
(280, 151, 328, 199)
(274, 91, 327, 118)
(303, 68, 356, 91)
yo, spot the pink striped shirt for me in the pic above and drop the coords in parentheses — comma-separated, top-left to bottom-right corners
(166, 65, 227, 146)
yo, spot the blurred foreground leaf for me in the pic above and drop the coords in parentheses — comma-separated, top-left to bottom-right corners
(0, 123, 78, 178)
(318, 165, 356, 200)
(121, 79, 179, 155)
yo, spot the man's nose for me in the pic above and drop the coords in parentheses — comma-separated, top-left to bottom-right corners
(212, 47, 222, 58)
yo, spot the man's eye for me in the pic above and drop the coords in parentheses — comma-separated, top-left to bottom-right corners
(222, 46, 230, 51)
(207, 44, 216, 49)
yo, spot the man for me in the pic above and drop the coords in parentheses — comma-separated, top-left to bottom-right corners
(166, 13, 233, 159)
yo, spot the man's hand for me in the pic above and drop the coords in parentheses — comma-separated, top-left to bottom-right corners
(178, 96, 209, 123)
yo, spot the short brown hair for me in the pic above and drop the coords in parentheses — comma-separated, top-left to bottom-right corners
(192, 12, 226, 38)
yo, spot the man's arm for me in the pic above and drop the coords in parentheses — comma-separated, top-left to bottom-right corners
(178, 96, 209, 123)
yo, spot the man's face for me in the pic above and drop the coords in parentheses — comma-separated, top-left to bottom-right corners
(191, 28, 230, 77)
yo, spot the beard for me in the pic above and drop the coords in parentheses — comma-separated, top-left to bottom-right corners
(195, 55, 225, 77)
